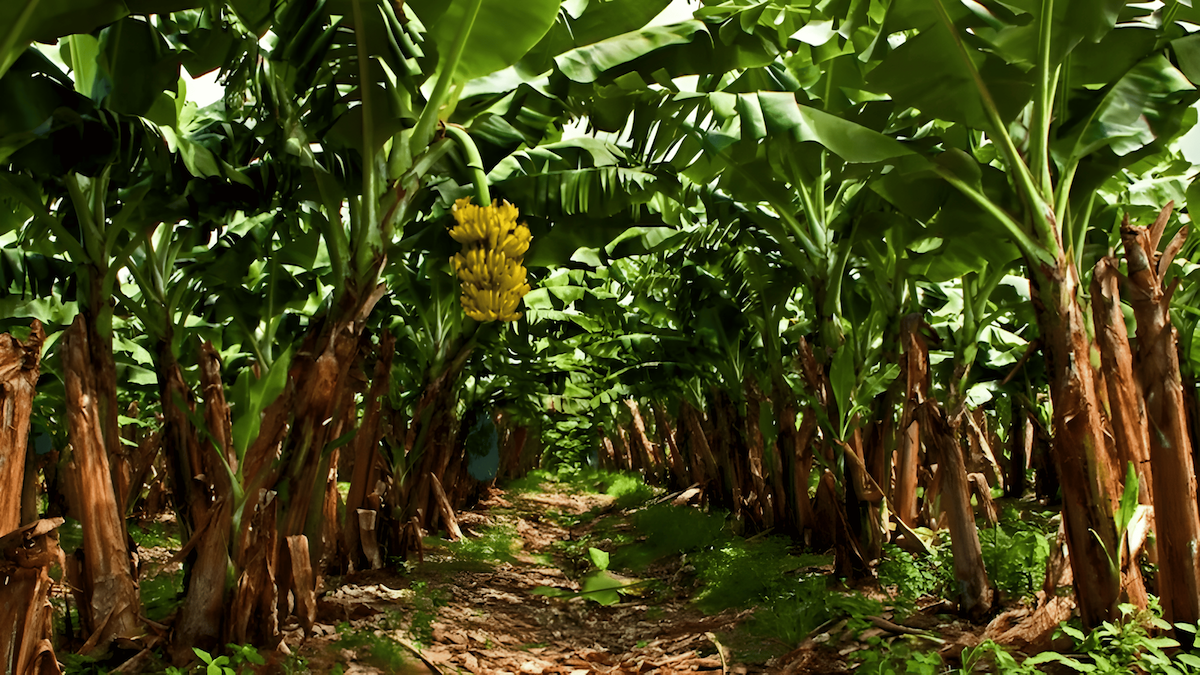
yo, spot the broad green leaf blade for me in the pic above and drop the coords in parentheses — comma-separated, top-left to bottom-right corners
(749, 93, 914, 163)
(99, 17, 181, 116)
(555, 21, 709, 84)
(829, 347, 854, 438)
(519, 0, 673, 74)
(866, 21, 1033, 128)
(553, 20, 774, 85)
(412, 0, 561, 82)
(581, 570, 622, 605)
(231, 346, 294, 459)
(1054, 55, 1195, 162)
(588, 546, 610, 571)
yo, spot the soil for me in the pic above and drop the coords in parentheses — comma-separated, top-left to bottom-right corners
(291, 486, 752, 674)
(262, 483, 1005, 675)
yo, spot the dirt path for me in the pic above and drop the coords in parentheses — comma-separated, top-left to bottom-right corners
(297, 485, 759, 674)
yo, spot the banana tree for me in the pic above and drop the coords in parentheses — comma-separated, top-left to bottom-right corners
(0, 13, 203, 647)
(864, 0, 1199, 627)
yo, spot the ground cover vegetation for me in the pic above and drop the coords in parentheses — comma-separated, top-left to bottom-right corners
(6, 0, 1200, 672)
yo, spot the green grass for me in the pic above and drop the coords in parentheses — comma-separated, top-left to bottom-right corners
(440, 523, 521, 566)
(503, 466, 656, 508)
(141, 569, 185, 623)
(333, 619, 409, 672)
(128, 520, 183, 550)
(978, 506, 1055, 602)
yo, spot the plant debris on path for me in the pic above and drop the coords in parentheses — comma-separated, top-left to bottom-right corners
(298, 476, 753, 674)
(284, 470, 1017, 675)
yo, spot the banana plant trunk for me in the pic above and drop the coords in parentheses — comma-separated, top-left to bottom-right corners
(1, 518, 64, 675)
(62, 315, 142, 649)
(1090, 257, 1153, 503)
(162, 341, 237, 663)
(918, 401, 992, 618)
(1029, 254, 1121, 627)
(0, 323, 56, 674)
(897, 314, 933, 528)
(0, 322, 45, 534)
(650, 403, 690, 487)
(1120, 206, 1200, 626)
(401, 336, 474, 540)
(343, 333, 395, 572)
(230, 281, 386, 642)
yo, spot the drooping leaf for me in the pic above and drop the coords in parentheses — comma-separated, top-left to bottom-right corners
(866, 21, 1034, 129)
(580, 570, 622, 605)
(409, 0, 561, 82)
(1054, 55, 1196, 162)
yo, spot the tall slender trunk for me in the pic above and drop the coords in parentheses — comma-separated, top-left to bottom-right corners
(1091, 257, 1152, 500)
(0, 322, 45, 534)
(1121, 205, 1200, 626)
(1030, 256, 1121, 627)
(896, 314, 929, 526)
(680, 402, 720, 488)
(742, 385, 772, 528)
(919, 401, 992, 618)
(62, 315, 141, 649)
(651, 403, 689, 487)
(0, 323, 55, 674)
(625, 400, 665, 483)
(168, 342, 236, 662)
(1005, 408, 1030, 498)
(343, 333, 395, 572)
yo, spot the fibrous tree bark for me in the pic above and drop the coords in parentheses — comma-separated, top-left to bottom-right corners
(1121, 203, 1200, 626)
(1, 518, 64, 675)
(626, 400, 666, 484)
(919, 401, 992, 618)
(343, 333, 395, 572)
(1091, 257, 1152, 501)
(62, 315, 141, 649)
(0, 322, 45, 535)
(165, 341, 236, 662)
(895, 314, 929, 527)
(1029, 254, 1122, 626)
(651, 403, 689, 487)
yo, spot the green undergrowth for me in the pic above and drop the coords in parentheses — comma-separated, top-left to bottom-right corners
(979, 506, 1056, 602)
(504, 465, 657, 509)
(434, 523, 521, 566)
(129, 520, 183, 550)
(855, 600, 1200, 674)
(140, 568, 185, 623)
(605, 504, 879, 660)
(332, 614, 410, 674)
(877, 503, 1056, 615)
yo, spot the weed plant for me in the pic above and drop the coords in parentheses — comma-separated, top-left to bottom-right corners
(876, 542, 950, 611)
(855, 599, 1200, 674)
(441, 523, 521, 565)
(408, 582, 450, 646)
(1037, 599, 1200, 673)
(504, 466, 656, 508)
(140, 570, 185, 623)
(617, 504, 875, 650)
(128, 521, 183, 550)
(855, 637, 1043, 674)
(332, 621, 409, 673)
(978, 506, 1054, 601)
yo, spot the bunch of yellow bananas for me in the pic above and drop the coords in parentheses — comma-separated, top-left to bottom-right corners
(448, 197, 533, 322)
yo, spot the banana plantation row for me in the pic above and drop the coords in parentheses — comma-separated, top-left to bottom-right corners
(4, 0, 1200, 671)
